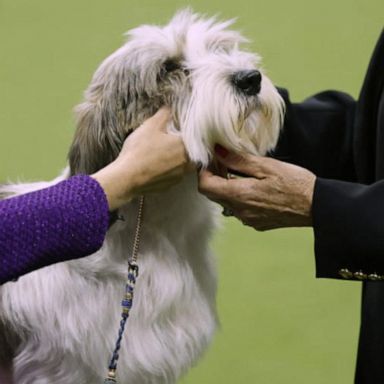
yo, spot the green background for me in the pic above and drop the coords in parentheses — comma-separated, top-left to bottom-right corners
(0, 1, 382, 383)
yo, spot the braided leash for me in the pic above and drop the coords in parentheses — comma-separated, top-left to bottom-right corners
(104, 196, 145, 383)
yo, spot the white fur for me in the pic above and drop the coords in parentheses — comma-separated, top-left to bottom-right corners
(0, 10, 284, 384)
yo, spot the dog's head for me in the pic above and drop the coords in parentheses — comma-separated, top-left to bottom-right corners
(69, 9, 284, 174)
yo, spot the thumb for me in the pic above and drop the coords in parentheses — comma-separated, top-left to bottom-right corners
(214, 144, 268, 178)
(198, 169, 234, 200)
(140, 107, 171, 133)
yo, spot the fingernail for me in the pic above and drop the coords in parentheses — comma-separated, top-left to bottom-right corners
(214, 144, 229, 158)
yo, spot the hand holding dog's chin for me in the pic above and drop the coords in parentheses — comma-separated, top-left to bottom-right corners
(92, 108, 194, 211)
(198, 149, 316, 231)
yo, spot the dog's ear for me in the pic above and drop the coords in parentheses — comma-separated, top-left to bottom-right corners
(68, 45, 165, 176)
(68, 51, 145, 176)
(68, 98, 125, 175)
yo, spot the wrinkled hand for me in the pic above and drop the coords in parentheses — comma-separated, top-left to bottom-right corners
(198, 146, 316, 230)
(92, 108, 194, 210)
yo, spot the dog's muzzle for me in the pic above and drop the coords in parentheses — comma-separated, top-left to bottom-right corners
(232, 70, 262, 96)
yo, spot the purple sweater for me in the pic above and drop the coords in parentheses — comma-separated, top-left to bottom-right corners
(0, 175, 109, 284)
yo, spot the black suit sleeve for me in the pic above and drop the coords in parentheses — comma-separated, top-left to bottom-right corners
(313, 178, 384, 280)
(274, 89, 384, 281)
(273, 88, 356, 181)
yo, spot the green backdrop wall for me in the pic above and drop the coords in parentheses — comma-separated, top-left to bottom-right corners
(0, 1, 383, 383)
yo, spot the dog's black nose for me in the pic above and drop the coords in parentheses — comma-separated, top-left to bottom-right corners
(232, 70, 262, 95)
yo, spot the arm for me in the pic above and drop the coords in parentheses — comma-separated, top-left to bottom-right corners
(0, 176, 109, 284)
(0, 108, 192, 284)
(199, 149, 384, 281)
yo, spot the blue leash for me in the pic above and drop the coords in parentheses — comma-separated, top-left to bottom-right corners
(104, 196, 144, 383)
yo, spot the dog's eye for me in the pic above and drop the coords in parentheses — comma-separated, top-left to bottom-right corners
(163, 60, 180, 73)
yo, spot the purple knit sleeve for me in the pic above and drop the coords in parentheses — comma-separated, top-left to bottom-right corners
(0, 175, 109, 284)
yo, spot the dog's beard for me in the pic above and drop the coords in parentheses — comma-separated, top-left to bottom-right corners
(177, 64, 284, 165)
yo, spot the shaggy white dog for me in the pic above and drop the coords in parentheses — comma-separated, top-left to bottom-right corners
(0, 10, 284, 384)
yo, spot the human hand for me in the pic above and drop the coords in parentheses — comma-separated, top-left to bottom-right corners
(198, 146, 316, 230)
(92, 108, 194, 210)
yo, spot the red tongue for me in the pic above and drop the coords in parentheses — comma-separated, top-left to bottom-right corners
(214, 144, 229, 158)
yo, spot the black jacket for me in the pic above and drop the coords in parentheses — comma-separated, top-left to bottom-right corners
(274, 28, 384, 383)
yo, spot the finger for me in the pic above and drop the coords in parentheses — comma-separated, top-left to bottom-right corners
(199, 167, 214, 178)
(214, 145, 278, 179)
(198, 170, 234, 199)
(140, 107, 171, 133)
